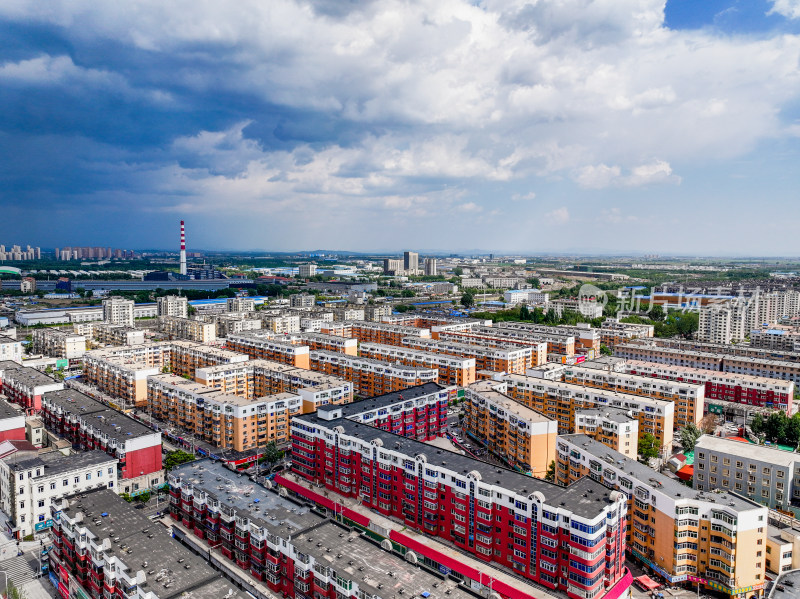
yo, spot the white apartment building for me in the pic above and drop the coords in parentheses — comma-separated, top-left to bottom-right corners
(503, 289, 550, 305)
(699, 290, 800, 344)
(0, 450, 118, 537)
(226, 297, 256, 313)
(0, 336, 24, 364)
(298, 263, 317, 278)
(31, 328, 86, 359)
(289, 294, 315, 309)
(156, 295, 188, 319)
(102, 297, 135, 326)
(158, 316, 217, 343)
(92, 323, 145, 346)
(261, 314, 301, 334)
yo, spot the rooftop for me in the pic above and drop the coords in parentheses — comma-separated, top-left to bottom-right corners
(1, 366, 62, 389)
(561, 434, 761, 512)
(694, 435, 800, 466)
(574, 407, 636, 424)
(60, 489, 243, 599)
(0, 397, 23, 420)
(319, 383, 446, 419)
(295, 413, 618, 519)
(8, 449, 115, 477)
(467, 380, 553, 424)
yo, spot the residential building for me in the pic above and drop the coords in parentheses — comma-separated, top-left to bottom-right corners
(25, 417, 45, 448)
(147, 374, 302, 448)
(290, 294, 315, 309)
(497, 321, 600, 353)
(213, 313, 262, 337)
(20, 277, 36, 293)
(383, 258, 404, 275)
(502, 373, 675, 455)
(697, 290, 800, 344)
(50, 490, 246, 599)
(41, 388, 163, 481)
(0, 450, 118, 537)
(102, 296, 135, 326)
(549, 298, 604, 319)
(194, 359, 353, 411)
(403, 250, 419, 274)
(260, 313, 301, 334)
(226, 297, 256, 312)
(557, 434, 768, 596)
(156, 294, 189, 318)
(290, 410, 629, 599)
(766, 516, 800, 574)
(158, 315, 217, 343)
(168, 460, 479, 599)
(0, 362, 64, 413)
(0, 336, 23, 364)
(562, 364, 703, 429)
(693, 436, 800, 511)
(749, 326, 800, 352)
(401, 336, 538, 373)
(345, 321, 431, 346)
(225, 332, 310, 368)
(503, 289, 550, 305)
(358, 342, 476, 386)
(573, 408, 638, 459)
(0, 244, 40, 261)
(625, 360, 794, 413)
(364, 304, 392, 321)
(310, 350, 438, 398)
(92, 323, 145, 346)
(291, 331, 358, 355)
(599, 318, 654, 348)
(424, 257, 437, 276)
(32, 328, 86, 359)
(463, 380, 557, 476)
(438, 325, 575, 357)
(297, 263, 317, 278)
(0, 399, 25, 442)
(332, 307, 365, 321)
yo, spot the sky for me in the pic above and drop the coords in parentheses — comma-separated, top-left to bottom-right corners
(1, 0, 800, 255)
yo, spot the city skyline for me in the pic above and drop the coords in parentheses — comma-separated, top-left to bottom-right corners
(1, 0, 800, 254)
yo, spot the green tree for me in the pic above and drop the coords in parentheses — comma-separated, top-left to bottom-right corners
(400, 289, 416, 298)
(519, 304, 531, 321)
(675, 312, 699, 339)
(164, 450, 195, 471)
(679, 423, 703, 453)
(544, 460, 556, 482)
(526, 277, 541, 288)
(258, 442, 284, 470)
(187, 304, 197, 316)
(649, 304, 665, 321)
(460, 292, 475, 309)
(599, 344, 612, 356)
(453, 267, 463, 277)
(638, 433, 660, 463)
(6, 579, 27, 599)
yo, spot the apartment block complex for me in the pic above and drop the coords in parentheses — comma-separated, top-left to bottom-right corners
(497, 322, 600, 353)
(557, 434, 768, 597)
(290, 293, 315, 308)
(227, 296, 256, 312)
(148, 374, 302, 448)
(749, 326, 800, 352)
(343, 321, 431, 346)
(0, 361, 64, 413)
(309, 350, 439, 398)
(226, 332, 310, 368)
(358, 342, 476, 386)
(158, 315, 217, 343)
(698, 290, 800, 344)
(625, 360, 794, 413)
(364, 304, 392, 321)
(167, 460, 478, 599)
(0, 451, 118, 537)
(0, 335, 23, 364)
(437, 325, 575, 357)
(260, 313, 301, 334)
(573, 408, 638, 459)
(401, 336, 539, 373)
(194, 359, 354, 412)
(291, 410, 629, 599)
(92, 323, 145, 346)
(156, 294, 189, 318)
(0, 244, 40, 260)
(598, 318, 655, 348)
(463, 380, 557, 476)
(50, 490, 246, 599)
(102, 297, 135, 326)
(693, 436, 800, 511)
(292, 331, 358, 355)
(501, 374, 675, 454)
(562, 364, 703, 429)
(212, 313, 263, 337)
(32, 328, 86, 359)
(82, 342, 249, 406)
(41, 388, 163, 482)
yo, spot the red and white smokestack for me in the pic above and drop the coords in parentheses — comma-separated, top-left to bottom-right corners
(180, 220, 187, 275)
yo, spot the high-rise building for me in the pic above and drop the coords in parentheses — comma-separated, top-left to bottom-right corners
(383, 258, 403, 274)
(156, 294, 188, 318)
(424, 257, 437, 276)
(102, 297, 135, 326)
(19, 277, 36, 293)
(298, 263, 317, 278)
(226, 297, 255, 312)
(403, 250, 419, 273)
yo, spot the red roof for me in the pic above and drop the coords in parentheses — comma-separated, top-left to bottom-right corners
(676, 464, 694, 481)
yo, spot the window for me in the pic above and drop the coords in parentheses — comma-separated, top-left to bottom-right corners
(50, 483, 55, 490)
(19, 501, 24, 509)
(86, 473, 91, 481)
(62, 480, 68, 487)
(38, 500, 44, 508)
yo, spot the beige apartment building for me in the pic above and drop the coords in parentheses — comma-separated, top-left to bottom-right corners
(401, 336, 538, 373)
(102, 297, 135, 326)
(358, 342, 477, 386)
(158, 315, 217, 343)
(92, 323, 145, 346)
(463, 380, 557, 477)
(31, 328, 86, 359)
(147, 374, 302, 448)
(156, 295, 189, 318)
(502, 373, 675, 455)
(558, 434, 768, 597)
(573, 407, 639, 458)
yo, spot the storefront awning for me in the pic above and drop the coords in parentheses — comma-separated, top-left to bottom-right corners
(635, 575, 661, 591)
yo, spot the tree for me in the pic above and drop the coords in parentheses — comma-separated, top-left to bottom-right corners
(599, 344, 612, 356)
(6, 579, 27, 599)
(638, 433, 660, 463)
(699, 413, 717, 434)
(187, 305, 197, 316)
(675, 312, 699, 339)
(164, 450, 195, 471)
(453, 267, 463, 277)
(519, 304, 531, 321)
(258, 442, 284, 470)
(400, 289, 416, 298)
(526, 277, 541, 288)
(649, 304, 665, 321)
(460, 292, 475, 309)
(544, 460, 556, 482)
(679, 424, 703, 453)
(85, 290, 93, 298)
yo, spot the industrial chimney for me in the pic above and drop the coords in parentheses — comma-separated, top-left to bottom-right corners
(180, 220, 187, 276)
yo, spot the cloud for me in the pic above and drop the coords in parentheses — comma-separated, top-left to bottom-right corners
(602, 207, 639, 224)
(768, 0, 800, 19)
(544, 206, 569, 224)
(574, 160, 681, 189)
(511, 191, 536, 201)
(457, 202, 483, 213)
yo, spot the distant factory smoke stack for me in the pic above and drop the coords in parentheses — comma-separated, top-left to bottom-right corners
(180, 220, 187, 276)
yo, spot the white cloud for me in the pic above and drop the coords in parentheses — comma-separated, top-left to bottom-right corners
(544, 206, 570, 224)
(768, 0, 800, 19)
(511, 191, 536, 201)
(458, 202, 483, 213)
(574, 164, 622, 189)
(574, 160, 680, 189)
